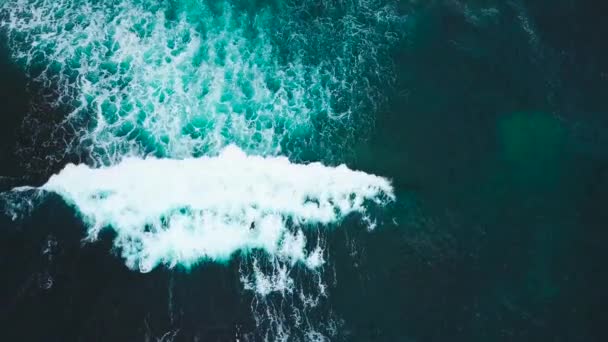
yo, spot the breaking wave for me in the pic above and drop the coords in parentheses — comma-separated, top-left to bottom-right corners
(16, 145, 394, 273)
(1, 0, 404, 339)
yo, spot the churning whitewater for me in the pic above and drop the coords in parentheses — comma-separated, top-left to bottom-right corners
(22, 145, 394, 273)
(0, 0, 403, 267)
(0, 0, 403, 338)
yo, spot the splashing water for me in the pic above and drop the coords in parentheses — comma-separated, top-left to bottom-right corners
(1, 0, 403, 339)
(1, 0, 404, 165)
(15, 145, 394, 273)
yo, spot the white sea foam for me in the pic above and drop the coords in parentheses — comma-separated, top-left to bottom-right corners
(39, 145, 394, 272)
(0, 0, 405, 166)
(0, 0, 403, 337)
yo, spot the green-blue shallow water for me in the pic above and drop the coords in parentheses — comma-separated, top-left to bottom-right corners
(0, 0, 607, 340)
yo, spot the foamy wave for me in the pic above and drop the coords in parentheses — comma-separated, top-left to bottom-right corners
(0, 1, 403, 337)
(1, 0, 405, 166)
(37, 145, 393, 272)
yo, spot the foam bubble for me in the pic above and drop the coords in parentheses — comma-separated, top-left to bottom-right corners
(39, 145, 394, 272)
(1, 0, 406, 166)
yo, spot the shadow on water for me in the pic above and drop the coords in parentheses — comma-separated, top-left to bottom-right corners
(0, 33, 83, 191)
(0, 37, 31, 190)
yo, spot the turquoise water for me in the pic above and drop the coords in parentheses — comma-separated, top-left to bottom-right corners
(1, 0, 607, 341)
(1, 0, 405, 339)
(1, 0, 404, 164)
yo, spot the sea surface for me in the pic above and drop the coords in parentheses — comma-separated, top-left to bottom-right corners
(0, 0, 607, 341)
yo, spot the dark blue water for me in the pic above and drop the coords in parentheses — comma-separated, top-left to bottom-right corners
(1, 1, 608, 341)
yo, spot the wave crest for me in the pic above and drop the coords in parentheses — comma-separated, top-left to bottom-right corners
(38, 145, 394, 272)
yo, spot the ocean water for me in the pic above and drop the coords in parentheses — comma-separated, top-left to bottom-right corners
(1, 0, 607, 341)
